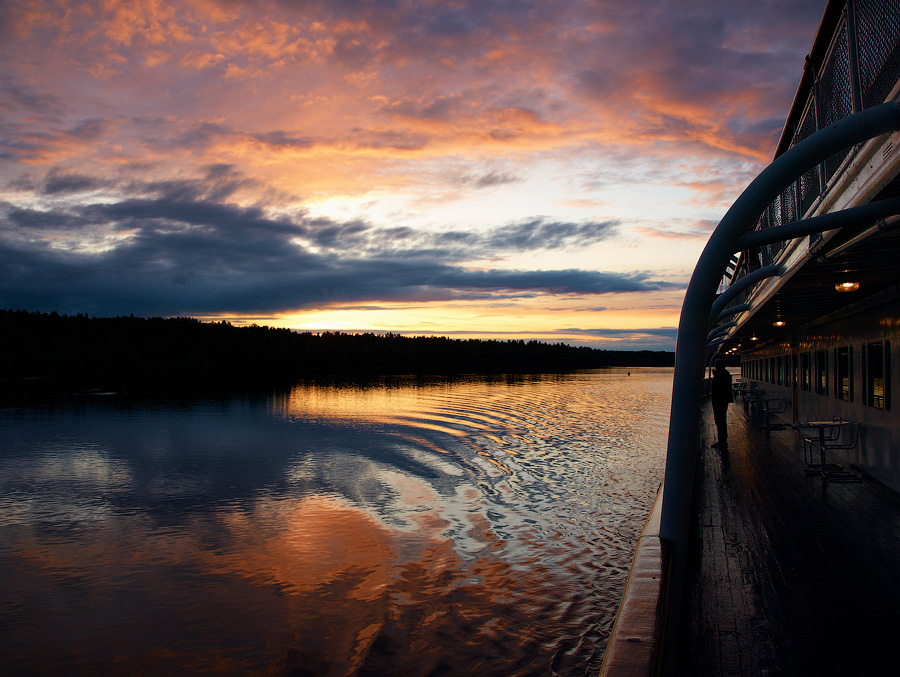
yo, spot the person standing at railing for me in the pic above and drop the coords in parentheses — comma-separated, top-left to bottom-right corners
(711, 358, 734, 450)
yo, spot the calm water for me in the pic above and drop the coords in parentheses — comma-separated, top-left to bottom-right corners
(0, 368, 672, 676)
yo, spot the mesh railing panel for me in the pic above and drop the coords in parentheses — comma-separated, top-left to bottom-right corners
(800, 166, 821, 214)
(762, 203, 782, 266)
(798, 93, 821, 215)
(819, 19, 853, 181)
(769, 195, 783, 229)
(729, 0, 900, 291)
(783, 183, 798, 225)
(856, 0, 900, 108)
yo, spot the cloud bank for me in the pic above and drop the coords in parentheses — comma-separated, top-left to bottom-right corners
(0, 171, 668, 316)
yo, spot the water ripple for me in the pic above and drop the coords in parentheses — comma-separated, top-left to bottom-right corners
(0, 368, 671, 676)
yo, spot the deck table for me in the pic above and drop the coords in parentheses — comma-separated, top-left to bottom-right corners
(790, 420, 856, 481)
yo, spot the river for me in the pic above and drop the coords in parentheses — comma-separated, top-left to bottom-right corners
(0, 368, 672, 676)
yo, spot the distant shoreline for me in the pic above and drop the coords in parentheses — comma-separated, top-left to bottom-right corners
(0, 309, 675, 395)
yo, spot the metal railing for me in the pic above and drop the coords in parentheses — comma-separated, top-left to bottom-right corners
(734, 0, 900, 274)
(658, 101, 900, 675)
(601, 7, 900, 673)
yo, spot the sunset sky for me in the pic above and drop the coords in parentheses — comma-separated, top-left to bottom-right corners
(0, 0, 826, 350)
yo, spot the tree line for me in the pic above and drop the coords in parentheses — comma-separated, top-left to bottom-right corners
(0, 309, 674, 394)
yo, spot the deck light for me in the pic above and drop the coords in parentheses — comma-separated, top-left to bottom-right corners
(835, 281, 859, 292)
(773, 320, 786, 327)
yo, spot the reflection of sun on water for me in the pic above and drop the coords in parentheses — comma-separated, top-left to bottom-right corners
(276, 380, 447, 422)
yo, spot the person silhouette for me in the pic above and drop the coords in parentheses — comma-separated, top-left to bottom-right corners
(711, 358, 734, 449)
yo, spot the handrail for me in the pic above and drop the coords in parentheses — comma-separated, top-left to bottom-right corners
(658, 100, 900, 674)
(737, 197, 900, 250)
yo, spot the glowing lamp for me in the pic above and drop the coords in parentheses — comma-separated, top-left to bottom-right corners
(773, 320, 786, 327)
(835, 281, 859, 292)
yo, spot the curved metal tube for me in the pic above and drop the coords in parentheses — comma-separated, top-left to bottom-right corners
(709, 264, 781, 323)
(705, 336, 732, 350)
(715, 303, 752, 323)
(706, 322, 736, 343)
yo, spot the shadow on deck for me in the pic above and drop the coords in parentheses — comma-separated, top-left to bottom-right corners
(684, 399, 900, 675)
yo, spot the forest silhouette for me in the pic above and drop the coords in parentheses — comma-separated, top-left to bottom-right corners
(1, 309, 674, 394)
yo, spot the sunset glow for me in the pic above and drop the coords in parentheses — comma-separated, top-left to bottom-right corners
(0, 0, 826, 349)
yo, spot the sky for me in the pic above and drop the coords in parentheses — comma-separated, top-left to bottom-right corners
(0, 0, 827, 350)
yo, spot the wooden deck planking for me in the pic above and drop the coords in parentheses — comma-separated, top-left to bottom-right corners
(683, 399, 900, 675)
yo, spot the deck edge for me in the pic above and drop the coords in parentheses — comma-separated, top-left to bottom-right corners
(599, 483, 670, 677)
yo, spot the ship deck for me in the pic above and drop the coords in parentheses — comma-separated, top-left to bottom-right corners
(684, 398, 900, 675)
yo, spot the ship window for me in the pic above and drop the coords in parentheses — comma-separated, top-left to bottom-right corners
(815, 349, 828, 395)
(866, 342, 890, 410)
(835, 347, 851, 401)
(801, 352, 811, 391)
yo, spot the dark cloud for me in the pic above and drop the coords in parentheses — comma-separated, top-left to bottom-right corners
(435, 268, 673, 295)
(3, 203, 90, 231)
(0, 128, 58, 162)
(397, 218, 619, 258)
(481, 219, 617, 250)
(42, 168, 105, 195)
(67, 119, 111, 141)
(252, 130, 314, 148)
(304, 218, 370, 249)
(553, 326, 680, 351)
(382, 94, 467, 121)
(0, 77, 63, 115)
(473, 171, 517, 188)
(559, 327, 679, 339)
(116, 165, 258, 204)
(176, 122, 314, 153)
(0, 235, 668, 317)
(0, 191, 663, 317)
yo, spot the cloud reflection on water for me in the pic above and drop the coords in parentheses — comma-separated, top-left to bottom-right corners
(0, 370, 671, 674)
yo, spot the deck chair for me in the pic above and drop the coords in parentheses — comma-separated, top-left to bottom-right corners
(820, 422, 862, 483)
(822, 421, 860, 455)
(762, 396, 786, 430)
(802, 417, 843, 467)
